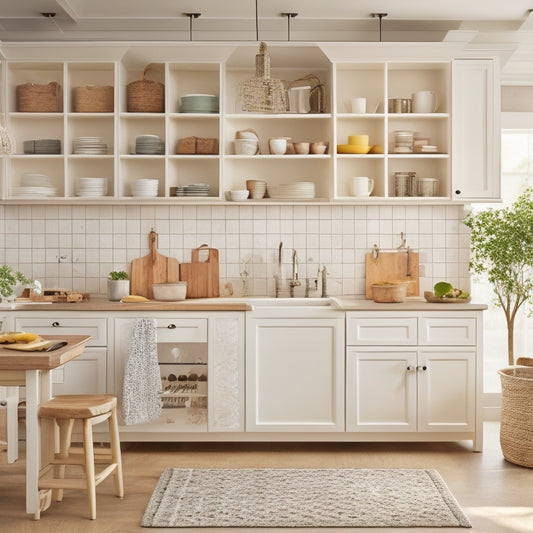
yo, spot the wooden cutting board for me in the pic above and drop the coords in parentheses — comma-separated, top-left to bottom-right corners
(179, 246, 220, 298)
(130, 231, 179, 299)
(365, 250, 419, 299)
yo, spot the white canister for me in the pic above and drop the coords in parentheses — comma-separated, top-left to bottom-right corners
(411, 91, 438, 113)
(350, 97, 366, 114)
(269, 137, 287, 155)
(351, 176, 374, 197)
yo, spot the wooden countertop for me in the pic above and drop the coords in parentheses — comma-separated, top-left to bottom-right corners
(0, 334, 90, 373)
(10, 297, 252, 312)
(330, 296, 488, 311)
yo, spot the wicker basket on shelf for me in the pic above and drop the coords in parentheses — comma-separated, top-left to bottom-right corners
(73, 85, 114, 113)
(240, 42, 286, 113)
(176, 136, 218, 155)
(16, 82, 63, 112)
(498, 357, 533, 468)
(127, 66, 164, 113)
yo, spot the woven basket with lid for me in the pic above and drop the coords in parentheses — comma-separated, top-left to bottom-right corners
(127, 66, 165, 113)
(498, 357, 533, 468)
(240, 42, 286, 114)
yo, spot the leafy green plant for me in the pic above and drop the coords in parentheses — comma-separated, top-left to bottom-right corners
(0, 264, 33, 299)
(109, 270, 129, 281)
(463, 187, 533, 365)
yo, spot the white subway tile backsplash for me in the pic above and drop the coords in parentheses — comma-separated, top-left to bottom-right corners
(0, 203, 470, 297)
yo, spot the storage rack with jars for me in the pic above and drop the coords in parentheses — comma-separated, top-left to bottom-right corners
(334, 61, 451, 200)
(0, 43, 499, 203)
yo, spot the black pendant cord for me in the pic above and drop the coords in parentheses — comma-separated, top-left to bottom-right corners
(371, 13, 388, 42)
(184, 13, 201, 41)
(255, 0, 259, 41)
(282, 13, 298, 41)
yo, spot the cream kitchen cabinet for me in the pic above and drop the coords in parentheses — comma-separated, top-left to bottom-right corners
(245, 307, 345, 432)
(14, 315, 107, 395)
(0, 41, 502, 203)
(345, 311, 483, 451)
(113, 312, 244, 440)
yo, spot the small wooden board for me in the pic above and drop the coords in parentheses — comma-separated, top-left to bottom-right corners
(179, 246, 219, 298)
(365, 250, 419, 299)
(131, 231, 179, 299)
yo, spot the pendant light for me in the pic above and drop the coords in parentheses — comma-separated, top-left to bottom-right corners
(281, 13, 298, 41)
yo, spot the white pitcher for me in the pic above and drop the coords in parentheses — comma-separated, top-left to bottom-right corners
(411, 91, 438, 113)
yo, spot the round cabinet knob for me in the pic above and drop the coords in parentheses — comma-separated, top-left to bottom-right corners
(406, 366, 415, 371)
(417, 365, 428, 371)
(167, 324, 177, 329)
(455, 189, 461, 195)
(52, 321, 60, 327)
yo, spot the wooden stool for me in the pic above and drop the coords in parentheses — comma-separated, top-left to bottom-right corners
(37, 394, 124, 520)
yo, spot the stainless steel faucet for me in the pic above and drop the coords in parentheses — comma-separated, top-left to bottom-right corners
(289, 249, 301, 297)
(274, 242, 283, 297)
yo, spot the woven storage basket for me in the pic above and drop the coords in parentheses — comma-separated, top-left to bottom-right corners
(498, 357, 533, 468)
(73, 85, 114, 113)
(240, 42, 286, 113)
(16, 82, 62, 112)
(127, 66, 164, 113)
(176, 136, 218, 155)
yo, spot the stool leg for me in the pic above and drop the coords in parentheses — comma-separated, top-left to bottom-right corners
(55, 418, 75, 502)
(83, 418, 97, 520)
(109, 407, 124, 498)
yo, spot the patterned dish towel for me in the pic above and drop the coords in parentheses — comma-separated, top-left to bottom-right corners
(122, 317, 162, 425)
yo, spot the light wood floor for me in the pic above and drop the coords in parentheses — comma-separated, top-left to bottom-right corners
(1, 422, 532, 533)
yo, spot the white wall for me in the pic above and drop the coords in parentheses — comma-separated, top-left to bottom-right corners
(0, 203, 470, 298)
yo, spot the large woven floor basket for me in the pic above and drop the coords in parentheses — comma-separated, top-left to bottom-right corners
(498, 357, 533, 468)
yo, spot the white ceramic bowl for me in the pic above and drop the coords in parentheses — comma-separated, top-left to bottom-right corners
(152, 282, 187, 301)
(234, 139, 259, 155)
(230, 190, 250, 201)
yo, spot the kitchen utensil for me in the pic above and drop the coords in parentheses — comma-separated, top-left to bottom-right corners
(44, 341, 68, 351)
(351, 177, 374, 197)
(365, 249, 419, 299)
(229, 190, 250, 201)
(130, 230, 179, 299)
(350, 97, 366, 114)
(179, 245, 220, 298)
(348, 135, 369, 146)
(269, 138, 287, 155)
(152, 282, 187, 301)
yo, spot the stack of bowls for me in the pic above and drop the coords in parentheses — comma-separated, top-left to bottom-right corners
(131, 178, 159, 197)
(135, 135, 164, 155)
(337, 135, 371, 154)
(180, 94, 219, 114)
(246, 180, 266, 199)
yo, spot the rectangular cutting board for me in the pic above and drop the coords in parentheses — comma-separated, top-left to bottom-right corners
(179, 246, 220, 298)
(365, 250, 419, 299)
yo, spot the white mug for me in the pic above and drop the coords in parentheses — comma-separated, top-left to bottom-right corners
(269, 137, 287, 155)
(412, 91, 438, 113)
(351, 176, 374, 197)
(351, 97, 366, 114)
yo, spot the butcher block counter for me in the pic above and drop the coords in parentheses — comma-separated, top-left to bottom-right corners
(10, 296, 251, 312)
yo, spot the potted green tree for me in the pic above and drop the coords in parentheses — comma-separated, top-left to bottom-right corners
(0, 264, 33, 307)
(107, 270, 130, 301)
(463, 187, 533, 366)
(463, 187, 533, 468)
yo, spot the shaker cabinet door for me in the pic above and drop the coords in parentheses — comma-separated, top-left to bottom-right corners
(452, 59, 500, 201)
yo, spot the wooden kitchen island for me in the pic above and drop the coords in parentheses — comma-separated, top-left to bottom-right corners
(0, 335, 90, 517)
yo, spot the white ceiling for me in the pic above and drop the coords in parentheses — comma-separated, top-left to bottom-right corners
(1, 1, 533, 83)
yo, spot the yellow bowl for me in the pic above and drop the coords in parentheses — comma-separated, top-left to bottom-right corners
(348, 135, 369, 146)
(337, 144, 371, 154)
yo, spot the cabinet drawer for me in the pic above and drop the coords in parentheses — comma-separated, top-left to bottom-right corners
(14, 317, 107, 347)
(346, 318, 417, 345)
(419, 317, 476, 346)
(155, 318, 207, 343)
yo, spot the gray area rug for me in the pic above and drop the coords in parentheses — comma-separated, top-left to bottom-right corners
(142, 468, 471, 528)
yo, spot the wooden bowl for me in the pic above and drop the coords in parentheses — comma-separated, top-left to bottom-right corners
(371, 282, 407, 303)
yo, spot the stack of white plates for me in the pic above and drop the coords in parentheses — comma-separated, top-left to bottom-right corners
(10, 186, 57, 198)
(131, 178, 159, 197)
(180, 94, 219, 114)
(23, 139, 61, 154)
(76, 177, 107, 197)
(269, 182, 315, 200)
(172, 183, 210, 197)
(135, 135, 164, 155)
(73, 137, 107, 155)
(11, 173, 57, 198)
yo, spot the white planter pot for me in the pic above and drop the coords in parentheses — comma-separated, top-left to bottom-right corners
(107, 279, 130, 301)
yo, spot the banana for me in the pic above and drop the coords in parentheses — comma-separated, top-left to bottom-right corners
(121, 295, 150, 303)
(0, 332, 41, 344)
